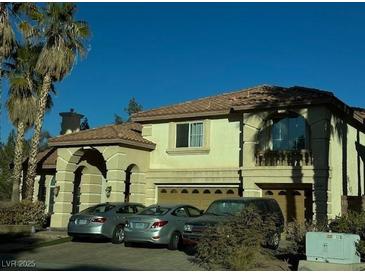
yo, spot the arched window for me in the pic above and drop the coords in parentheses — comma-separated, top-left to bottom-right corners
(292, 190, 301, 196)
(272, 114, 307, 151)
(203, 189, 211, 194)
(215, 189, 222, 194)
(192, 189, 199, 194)
(278, 190, 287, 195)
(160, 189, 167, 194)
(265, 190, 273, 196)
(227, 189, 234, 194)
(181, 189, 189, 194)
(170, 189, 178, 194)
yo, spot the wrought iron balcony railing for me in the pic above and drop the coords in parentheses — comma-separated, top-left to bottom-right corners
(255, 149, 313, 166)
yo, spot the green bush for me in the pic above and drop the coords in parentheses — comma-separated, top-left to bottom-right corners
(194, 206, 278, 270)
(329, 211, 365, 259)
(0, 201, 46, 226)
(285, 220, 328, 255)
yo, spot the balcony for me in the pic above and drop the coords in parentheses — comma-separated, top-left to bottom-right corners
(255, 149, 313, 167)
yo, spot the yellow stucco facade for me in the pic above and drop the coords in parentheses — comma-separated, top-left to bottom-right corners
(33, 104, 365, 228)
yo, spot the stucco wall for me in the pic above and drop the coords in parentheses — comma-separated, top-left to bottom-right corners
(33, 174, 55, 213)
(241, 106, 332, 222)
(330, 115, 365, 218)
(144, 118, 240, 169)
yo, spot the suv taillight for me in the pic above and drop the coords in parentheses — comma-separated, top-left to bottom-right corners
(91, 217, 107, 223)
(151, 220, 168, 228)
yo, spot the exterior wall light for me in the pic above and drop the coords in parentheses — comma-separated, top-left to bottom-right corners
(105, 186, 112, 198)
(54, 186, 60, 197)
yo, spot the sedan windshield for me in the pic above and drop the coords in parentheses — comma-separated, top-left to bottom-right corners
(139, 206, 170, 216)
(205, 201, 245, 216)
(81, 204, 116, 214)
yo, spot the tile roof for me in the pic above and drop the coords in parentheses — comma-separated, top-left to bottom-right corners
(48, 122, 155, 149)
(353, 107, 365, 119)
(131, 85, 350, 122)
(36, 148, 57, 169)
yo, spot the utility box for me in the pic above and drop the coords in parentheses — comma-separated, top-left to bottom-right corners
(306, 232, 360, 264)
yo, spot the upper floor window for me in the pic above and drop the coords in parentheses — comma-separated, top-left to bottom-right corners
(176, 122, 203, 148)
(271, 115, 306, 150)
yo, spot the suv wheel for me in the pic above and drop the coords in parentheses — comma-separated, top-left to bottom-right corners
(112, 225, 125, 244)
(268, 231, 280, 250)
(168, 231, 181, 250)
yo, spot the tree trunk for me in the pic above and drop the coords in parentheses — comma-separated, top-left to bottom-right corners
(11, 121, 25, 202)
(24, 73, 52, 200)
(0, 63, 3, 141)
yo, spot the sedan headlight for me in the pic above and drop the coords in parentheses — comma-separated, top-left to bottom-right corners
(184, 224, 192, 232)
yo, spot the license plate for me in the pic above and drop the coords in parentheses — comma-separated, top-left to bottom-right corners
(77, 219, 88, 225)
(134, 222, 145, 229)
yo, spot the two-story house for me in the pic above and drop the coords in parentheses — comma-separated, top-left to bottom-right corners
(30, 85, 365, 228)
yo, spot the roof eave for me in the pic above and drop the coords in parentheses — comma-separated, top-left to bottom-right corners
(231, 98, 333, 112)
(131, 109, 231, 123)
(49, 138, 156, 150)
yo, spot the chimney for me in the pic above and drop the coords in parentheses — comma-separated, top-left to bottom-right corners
(59, 108, 84, 135)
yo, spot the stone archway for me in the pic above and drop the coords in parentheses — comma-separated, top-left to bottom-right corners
(51, 147, 107, 227)
(124, 164, 139, 202)
(72, 166, 83, 214)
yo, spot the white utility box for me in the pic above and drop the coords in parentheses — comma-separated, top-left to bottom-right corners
(306, 232, 360, 264)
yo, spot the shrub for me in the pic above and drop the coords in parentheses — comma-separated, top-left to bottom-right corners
(329, 211, 365, 260)
(285, 220, 328, 255)
(194, 206, 278, 270)
(0, 201, 46, 226)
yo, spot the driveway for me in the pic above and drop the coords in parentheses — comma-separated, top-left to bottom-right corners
(0, 240, 202, 271)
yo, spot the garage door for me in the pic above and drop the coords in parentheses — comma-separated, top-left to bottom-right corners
(262, 187, 313, 223)
(157, 187, 239, 210)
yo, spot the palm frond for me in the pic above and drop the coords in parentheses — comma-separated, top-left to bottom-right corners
(34, 3, 90, 80)
(0, 9, 16, 58)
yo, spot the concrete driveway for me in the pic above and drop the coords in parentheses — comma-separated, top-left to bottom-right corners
(0, 240, 203, 271)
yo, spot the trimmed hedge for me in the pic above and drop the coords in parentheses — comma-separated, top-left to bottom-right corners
(0, 201, 46, 226)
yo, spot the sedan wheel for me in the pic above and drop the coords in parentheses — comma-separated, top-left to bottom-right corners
(112, 225, 125, 244)
(168, 231, 181, 250)
(268, 232, 280, 250)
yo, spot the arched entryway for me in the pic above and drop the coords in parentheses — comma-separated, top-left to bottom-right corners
(124, 164, 138, 202)
(69, 148, 107, 213)
(72, 166, 83, 214)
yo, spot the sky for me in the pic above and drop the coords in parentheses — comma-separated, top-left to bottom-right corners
(1, 2, 365, 142)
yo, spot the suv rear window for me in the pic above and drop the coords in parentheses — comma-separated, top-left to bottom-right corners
(139, 206, 170, 216)
(81, 204, 115, 214)
(205, 201, 245, 216)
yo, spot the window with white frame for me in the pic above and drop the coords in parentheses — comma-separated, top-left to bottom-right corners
(176, 122, 204, 148)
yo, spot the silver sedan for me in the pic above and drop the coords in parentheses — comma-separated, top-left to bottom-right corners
(67, 202, 145, 244)
(124, 204, 203, 250)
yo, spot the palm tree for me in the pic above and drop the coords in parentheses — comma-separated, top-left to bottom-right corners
(7, 45, 38, 202)
(24, 3, 90, 200)
(7, 45, 54, 201)
(0, 3, 16, 141)
(7, 76, 37, 202)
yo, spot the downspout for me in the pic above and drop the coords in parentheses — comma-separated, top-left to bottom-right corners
(238, 112, 244, 197)
(357, 129, 362, 196)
